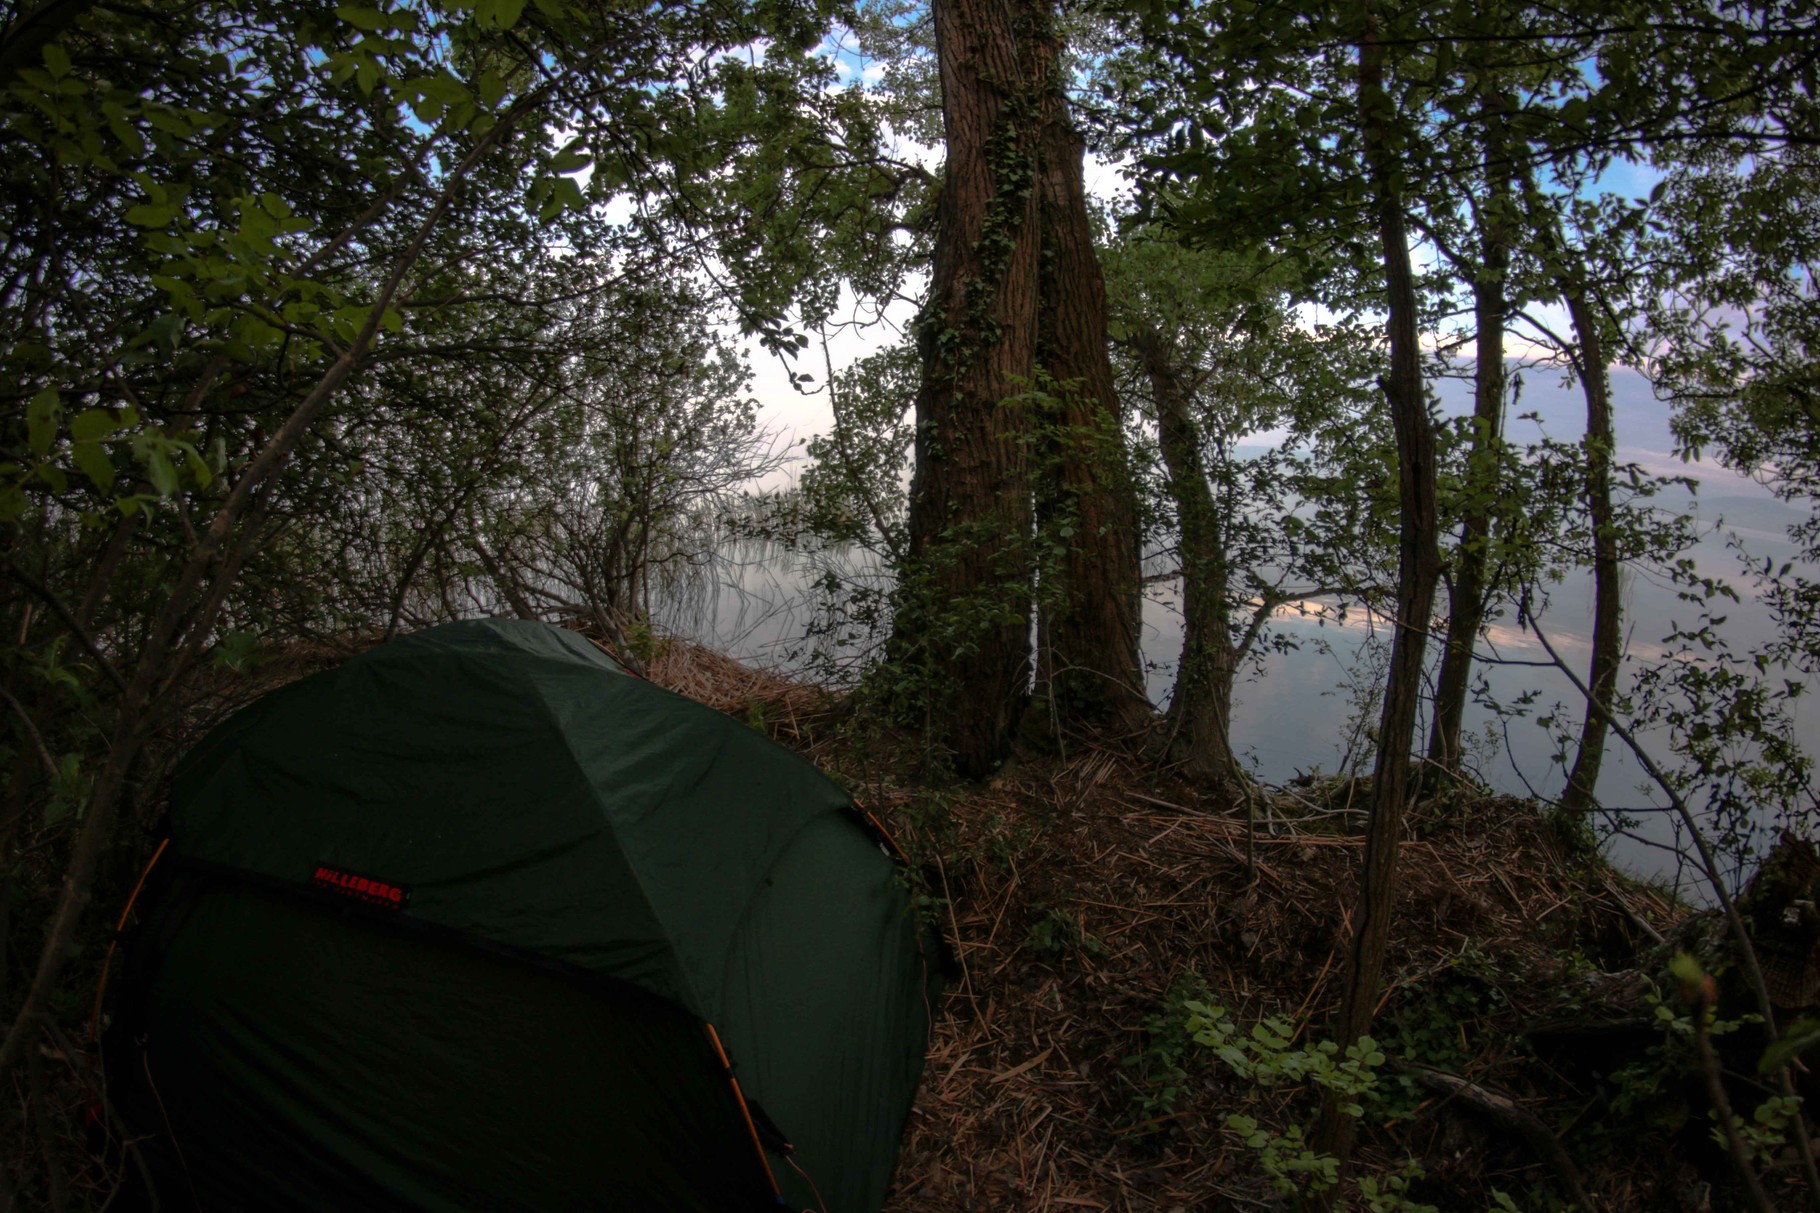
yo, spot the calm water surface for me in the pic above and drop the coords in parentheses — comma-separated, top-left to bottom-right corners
(662, 365, 1817, 901)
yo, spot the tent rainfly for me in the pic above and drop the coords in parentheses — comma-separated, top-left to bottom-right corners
(103, 619, 938, 1212)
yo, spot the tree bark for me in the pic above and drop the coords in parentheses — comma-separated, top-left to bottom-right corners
(1133, 325, 1245, 786)
(1312, 10, 1443, 1186)
(896, 0, 1044, 777)
(1559, 281, 1620, 815)
(1027, 37, 1148, 738)
(1426, 131, 1510, 772)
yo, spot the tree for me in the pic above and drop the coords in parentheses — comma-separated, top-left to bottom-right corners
(1422, 87, 1518, 775)
(1305, 14, 1443, 1179)
(1028, 20, 1148, 740)
(891, 0, 1143, 775)
(0, 0, 869, 1110)
(892, 0, 1045, 775)
(1105, 231, 1381, 787)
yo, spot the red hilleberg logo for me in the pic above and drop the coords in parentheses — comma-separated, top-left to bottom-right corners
(310, 864, 410, 909)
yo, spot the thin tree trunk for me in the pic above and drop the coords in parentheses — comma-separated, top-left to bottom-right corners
(1313, 9, 1443, 1187)
(1558, 282, 1619, 815)
(895, 0, 1044, 777)
(1426, 152, 1509, 771)
(1134, 325, 1244, 786)
(1028, 29, 1147, 737)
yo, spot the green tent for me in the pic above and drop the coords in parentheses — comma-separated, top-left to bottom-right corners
(105, 619, 937, 1212)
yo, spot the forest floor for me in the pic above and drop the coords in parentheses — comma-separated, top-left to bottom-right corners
(27, 630, 1809, 1211)
(644, 637, 1808, 1212)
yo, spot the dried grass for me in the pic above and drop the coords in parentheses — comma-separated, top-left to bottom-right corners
(863, 755, 1686, 1212)
(639, 635, 841, 747)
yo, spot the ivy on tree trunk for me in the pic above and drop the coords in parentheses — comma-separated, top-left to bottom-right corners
(1028, 34, 1147, 739)
(897, 0, 1044, 777)
(896, 0, 1147, 774)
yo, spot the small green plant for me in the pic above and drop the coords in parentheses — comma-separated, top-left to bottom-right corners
(1734, 1092, 1804, 1170)
(1122, 972, 1213, 1125)
(1183, 1002, 1385, 1114)
(1357, 1160, 1437, 1213)
(1180, 1000, 1435, 1209)
(1381, 948, 1519, 1115)
(1223, 1115, 1338, 1191)
(1024, 905, 1105, 960)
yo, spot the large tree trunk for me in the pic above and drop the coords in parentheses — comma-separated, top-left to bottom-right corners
(1559, 282, 1620, 815)
(1133, 324, 1244, 786)
(895, 0, 1044, 777)
(1027, 40, 1148, 738)
(1313, 11, 1443, 1187)
(1427, 141, 1510, 772)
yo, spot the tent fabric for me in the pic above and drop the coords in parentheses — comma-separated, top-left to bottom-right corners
(105, 619, 935, 1212)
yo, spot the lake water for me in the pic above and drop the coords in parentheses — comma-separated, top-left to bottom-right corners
(658, 362, 1817, 901)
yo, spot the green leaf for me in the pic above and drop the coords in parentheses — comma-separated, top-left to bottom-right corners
(70, 408, 121, 442)
(184, 446, 213, 488)
(551, 143, 592, 173)
(41, 43, 72, 78)
(1759, 1017, 1820, 1076)
(125, 202, 178, 227)
(554, 175, 586, 212)
(72, 440, 116, 490)
(144, 447, 179, 496)
(335, 5, 389, 29)
(493, 0, 526, 29)
(27, 388, 60, 457)
(1668, 951, 1704, 986)
(104, 111, 144, 156)
(146, 313, 183, 350)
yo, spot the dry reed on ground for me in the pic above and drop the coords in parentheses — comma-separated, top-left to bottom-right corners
(861, 755, 1677, 1211)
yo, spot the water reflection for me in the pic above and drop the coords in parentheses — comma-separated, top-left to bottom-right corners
(661, 365, 1815, 901)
